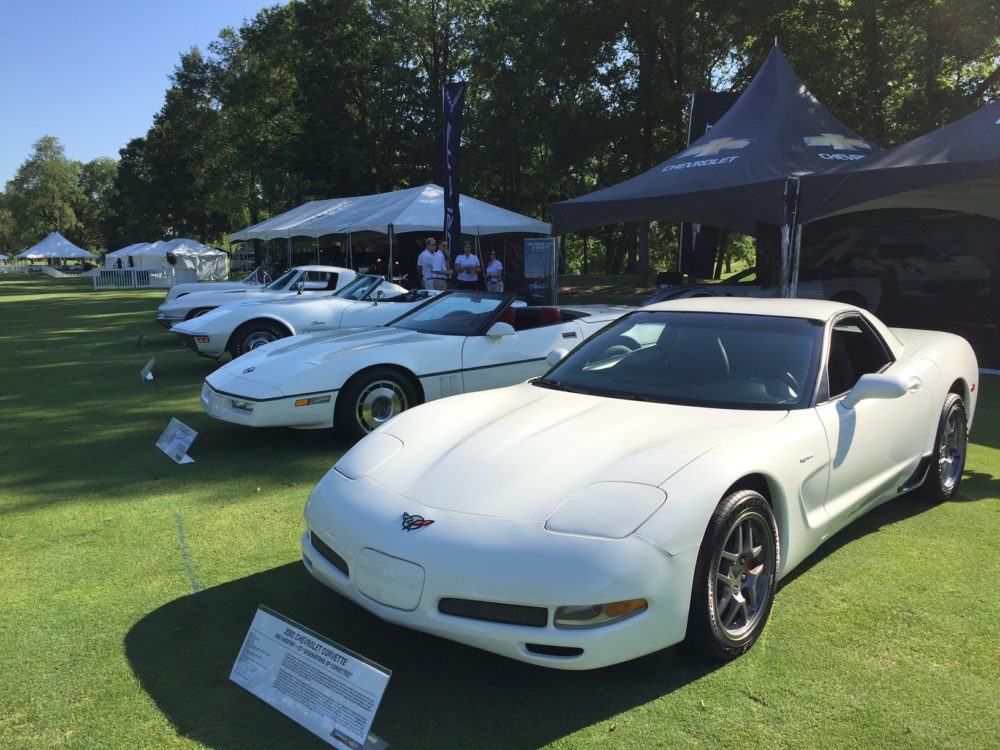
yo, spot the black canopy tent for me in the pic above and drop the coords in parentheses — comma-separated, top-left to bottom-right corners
(799, 100, 1000, 225)
(551, 46, 881, 293)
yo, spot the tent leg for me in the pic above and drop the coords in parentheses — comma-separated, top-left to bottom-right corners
(779, 177, 801, 298)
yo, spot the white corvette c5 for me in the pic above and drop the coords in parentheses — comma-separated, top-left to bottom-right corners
(301, 297, 978, 669)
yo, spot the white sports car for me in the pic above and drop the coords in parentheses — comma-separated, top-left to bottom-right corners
(202, 291, 633, 439)
(156, 265, 357, 327)
(161, 267, 272, 303)
(169, 274, 434, 358)
(301, 298, 978, 669)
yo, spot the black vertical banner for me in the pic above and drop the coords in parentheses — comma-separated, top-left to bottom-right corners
(679, 91, 740, 279)
(443, 82, 467, 254)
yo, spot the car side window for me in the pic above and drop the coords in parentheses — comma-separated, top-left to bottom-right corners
(303, 271, 332, 290)
(823, 315, 892, 400)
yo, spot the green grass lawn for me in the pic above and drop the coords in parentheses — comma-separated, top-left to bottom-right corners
(1, 274, 998, 749)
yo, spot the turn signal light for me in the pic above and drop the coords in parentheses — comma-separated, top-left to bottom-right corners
(554, 598, 648, 629)
(294, 395, 332, 408)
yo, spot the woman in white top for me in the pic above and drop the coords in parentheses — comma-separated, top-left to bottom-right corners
(454, 241, 482, 290)
(485, 250, 503, 292)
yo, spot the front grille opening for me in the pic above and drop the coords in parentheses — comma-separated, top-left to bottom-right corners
(310, 532, 349, 577)
(526, 644, 584, 657)
(439, 598, 548, 628)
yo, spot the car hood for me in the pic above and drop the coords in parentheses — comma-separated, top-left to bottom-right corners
(366, 383, 787, 520)
(205, 326, 443, 395)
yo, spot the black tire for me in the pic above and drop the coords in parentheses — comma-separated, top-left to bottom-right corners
(688, 489, 779, 660)
(918, 393, 968, 502)
(336, 368, 420, 441)
(184, 307, 213, 320)
(227, 321, 288, 358)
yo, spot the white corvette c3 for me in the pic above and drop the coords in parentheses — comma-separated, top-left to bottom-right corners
(201, 291, 633, 439)
(170, 274, 433, 358)
(301, 297, 978, 669)
(156, 265, 357, 327)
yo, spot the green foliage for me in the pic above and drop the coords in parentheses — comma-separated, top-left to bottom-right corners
(3, 135, 83, 249)
(8, 1, 999, 267)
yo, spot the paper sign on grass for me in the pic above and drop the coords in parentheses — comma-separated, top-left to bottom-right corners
(155, 418, 196, 464)
(230, 606, 391, 750)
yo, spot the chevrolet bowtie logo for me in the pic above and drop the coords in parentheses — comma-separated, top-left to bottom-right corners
(679, 137, 751, 158)
(803, 133, 871, 151)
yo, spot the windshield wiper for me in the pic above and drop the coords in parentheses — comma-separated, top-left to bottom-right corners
(532, 377, 586, 393)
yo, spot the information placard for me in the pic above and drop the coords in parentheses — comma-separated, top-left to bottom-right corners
(230, 606, 391, 750)
(140, 357, 156, 381)
(155, 418, 197, 464)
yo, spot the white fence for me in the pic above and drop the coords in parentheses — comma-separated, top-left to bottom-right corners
(0, 265, 30, 274)
(93, 267, 198, 290)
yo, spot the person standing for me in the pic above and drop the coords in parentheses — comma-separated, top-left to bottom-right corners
(454, 241, 482, 290)
(485, 250, 504, 292)
(428, 239, 451, 291)
(417, 237, 437, 290)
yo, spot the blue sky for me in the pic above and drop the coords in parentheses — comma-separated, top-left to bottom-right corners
(0, 0, 277, 186)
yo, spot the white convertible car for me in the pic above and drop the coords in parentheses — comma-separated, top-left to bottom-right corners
(202, 291, 632, 439)
(156, 265, 357, 327)
(170, 274, 434, 358)
(300, 298, 978, 669)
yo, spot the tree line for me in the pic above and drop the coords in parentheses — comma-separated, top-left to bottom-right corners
(2, 0, 998, 276)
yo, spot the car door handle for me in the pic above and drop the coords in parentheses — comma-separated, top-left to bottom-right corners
(907, 377, 922, 392)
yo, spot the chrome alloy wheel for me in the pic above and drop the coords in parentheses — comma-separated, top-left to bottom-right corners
(244, 330, 279, 350)
(938, 405, 967, 492)
(712, 509, 776, 642)
(355, 379, 408, 431)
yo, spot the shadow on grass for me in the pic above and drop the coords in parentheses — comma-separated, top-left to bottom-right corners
(126, 564, 720, 750)
(779, 466, 997, 592)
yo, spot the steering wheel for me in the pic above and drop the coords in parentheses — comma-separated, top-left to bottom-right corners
(742, 366, 801, 400)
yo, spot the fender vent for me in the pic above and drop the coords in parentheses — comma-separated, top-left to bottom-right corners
(438, 598, 548, 627)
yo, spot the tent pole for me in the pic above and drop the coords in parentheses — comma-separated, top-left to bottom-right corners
(315, 237, 320, 264)
(388, 224, 394, 282)
(779, 177, 801, 298)
(789, 225, 802, 298)
(286, 234, 292, 269)
(347, 233, 353, 269)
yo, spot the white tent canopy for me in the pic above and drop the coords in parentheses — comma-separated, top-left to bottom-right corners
(229, 185, 551, 241)
(103, 238, 228, 280)
(104, 242, 152, 265)
(16, 232, 97, 260)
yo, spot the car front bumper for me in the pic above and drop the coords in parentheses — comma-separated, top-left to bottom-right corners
(301, 470, 698, 670)
(201, 382, 337, 429)
(156, 312, 184, 329)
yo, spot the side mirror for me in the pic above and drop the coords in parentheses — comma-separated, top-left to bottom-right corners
(486, 322, 515, 339)
(841, 373, 908, 409)
(294, 278, 305, 295)
(546, 348, 569, 367)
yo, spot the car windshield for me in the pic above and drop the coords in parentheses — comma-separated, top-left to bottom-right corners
(334, 275, 381, 301)
(538, 310, 824, 410)
(264, 269, 299, 290)
(239, 267, 271, 286)
(392, 291, 508, 336)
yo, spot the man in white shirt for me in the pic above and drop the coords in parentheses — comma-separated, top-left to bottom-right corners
(428, 241, 451, 291)
(417, 237, 437, 290)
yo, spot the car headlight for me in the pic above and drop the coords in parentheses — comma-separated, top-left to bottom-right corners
(335, 432, 403, 479)
(545, 482, 666, 539)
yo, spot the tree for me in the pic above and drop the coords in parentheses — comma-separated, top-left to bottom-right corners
(74, 157, 118, 251)
(3, 136, 83, 248)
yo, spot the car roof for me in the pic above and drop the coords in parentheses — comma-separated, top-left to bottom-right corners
(642, 296, 856, 321)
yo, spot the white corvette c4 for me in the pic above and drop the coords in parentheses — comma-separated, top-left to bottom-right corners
(301, 297, 978, 669)
(201, 291, 633, 440)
